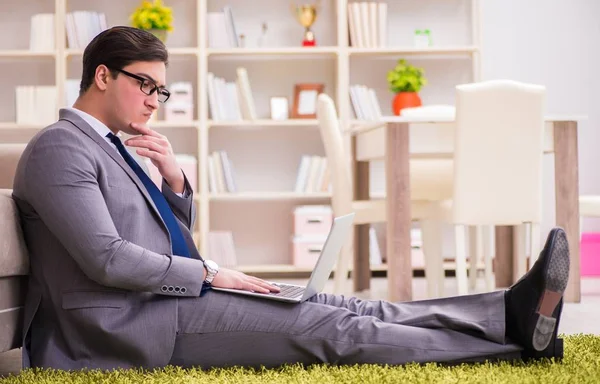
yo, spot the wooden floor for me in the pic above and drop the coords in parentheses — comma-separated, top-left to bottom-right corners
(2, 276, 600, 377)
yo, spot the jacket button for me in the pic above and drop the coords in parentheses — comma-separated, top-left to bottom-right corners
(168, 286, 174, 292)
(174, 286, 181, 293)
(161, 285, 168, 292)
(180, 287, 187, 294)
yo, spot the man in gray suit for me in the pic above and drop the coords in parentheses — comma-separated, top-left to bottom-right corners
(12, 26, 569, 370)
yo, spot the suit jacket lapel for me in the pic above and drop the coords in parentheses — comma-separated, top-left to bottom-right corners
(58, 109, 165, 226)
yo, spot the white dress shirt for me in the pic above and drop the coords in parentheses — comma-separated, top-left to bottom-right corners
(66, 107, 121, 155)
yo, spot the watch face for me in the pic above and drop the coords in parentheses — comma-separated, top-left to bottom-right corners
(205, 260, 218, 271)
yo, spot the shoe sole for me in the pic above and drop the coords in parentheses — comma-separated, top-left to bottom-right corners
(533, 228, 570, 351)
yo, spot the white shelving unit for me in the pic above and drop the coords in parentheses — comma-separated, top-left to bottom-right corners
(0, 0, 481, 276)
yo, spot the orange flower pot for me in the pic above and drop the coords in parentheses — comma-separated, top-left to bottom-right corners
(392, 92, 422, 115)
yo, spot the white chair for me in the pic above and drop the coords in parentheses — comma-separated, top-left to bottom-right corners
(431, 79, 546, 296)
(316, 94, 453, 296)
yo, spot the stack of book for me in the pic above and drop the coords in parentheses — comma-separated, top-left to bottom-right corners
(206, 231, 238, 268)
(206, 6, 239, 48)
(207, 68, 257, 121)
(29, 14, 55, 51)
(369, 226, 383, 266)
(347, 2, 388, 48)
(207, 151, 237, 193)
(65, 11, 108, 49)
(15, 86, 57, 125)
(294, 155, 330, 194)
(350, 84, 383, 120)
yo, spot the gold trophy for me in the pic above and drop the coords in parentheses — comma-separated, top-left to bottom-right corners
(291, 1, 320, 46)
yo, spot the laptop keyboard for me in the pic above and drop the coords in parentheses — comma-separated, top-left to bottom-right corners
(268, 283, 305, 299)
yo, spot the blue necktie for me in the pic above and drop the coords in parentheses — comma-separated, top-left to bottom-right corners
(106, 132, 191, 258)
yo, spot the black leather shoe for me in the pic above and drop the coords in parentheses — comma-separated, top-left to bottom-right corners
(521, 335, 564, 361)
(505, 227, 570, 355)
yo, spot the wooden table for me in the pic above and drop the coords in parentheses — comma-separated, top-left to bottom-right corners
(349, 115, 585, 303)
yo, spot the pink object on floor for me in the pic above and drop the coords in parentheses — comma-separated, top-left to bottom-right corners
(580, 232, 600, 276)
(292, 235, 327, 268)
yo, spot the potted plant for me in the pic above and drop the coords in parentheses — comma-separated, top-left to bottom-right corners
(130, 0, 174, 42)
(386, 59, 427, 115)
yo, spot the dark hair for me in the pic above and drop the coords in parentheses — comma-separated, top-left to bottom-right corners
(79, 26, 169, 96)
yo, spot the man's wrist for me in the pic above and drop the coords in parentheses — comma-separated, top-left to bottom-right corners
(165, 170, 185, 194)
(203, 259, 219, 284)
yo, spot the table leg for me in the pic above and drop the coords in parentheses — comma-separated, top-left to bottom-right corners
(386, 123, 412, 302)
(352, 135, 371, 292)
(494, 226, 514, 287)
(553, 121, 581, 303)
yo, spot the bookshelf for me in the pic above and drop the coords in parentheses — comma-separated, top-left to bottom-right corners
(0, 0, 481, 275)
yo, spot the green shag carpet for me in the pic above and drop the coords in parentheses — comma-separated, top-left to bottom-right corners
(2, 334, 599, 384)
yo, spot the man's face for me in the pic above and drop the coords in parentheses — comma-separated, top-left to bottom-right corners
(104, 60, 167, 135)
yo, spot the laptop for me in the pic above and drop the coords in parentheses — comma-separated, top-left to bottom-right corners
(211, 213, 355, 303)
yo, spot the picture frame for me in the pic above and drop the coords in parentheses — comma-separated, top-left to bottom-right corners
(270, 97, 289, 120)
(291, 83, 325, 119)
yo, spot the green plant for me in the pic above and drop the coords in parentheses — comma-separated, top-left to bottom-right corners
(130, 0, 174, 31)
(386, 59, 427, 93)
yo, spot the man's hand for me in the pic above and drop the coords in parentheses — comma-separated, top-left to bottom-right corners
(125, 122, 185, 193)
(211, 268, 281, 294)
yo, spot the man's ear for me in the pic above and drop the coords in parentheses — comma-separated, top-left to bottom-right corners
(94, 65, 111, 91)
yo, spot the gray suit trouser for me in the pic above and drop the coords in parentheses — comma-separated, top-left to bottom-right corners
(168, 289, 523, 368)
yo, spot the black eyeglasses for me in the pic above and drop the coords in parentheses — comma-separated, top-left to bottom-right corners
(112, 68, 171, 103)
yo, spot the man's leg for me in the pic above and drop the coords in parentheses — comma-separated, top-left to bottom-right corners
(309, 290, 507, 346)
(168, 227, 567, 369)
(168, 289, 522, 369)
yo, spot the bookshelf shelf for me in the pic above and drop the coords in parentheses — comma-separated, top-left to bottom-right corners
(166, 47, 199, 56)
(0, 122, 45, 130)
(206, 47, 339, 60)
(150, 121, 200, 128)
(348, 46, 478, 57)
(0, 50, 56, 58)
(236, 264, 315, 274)
(237, 263, 389, 277)
(65, 47, 199, 57)
(209, 192, 331, 202)
(208, 119, 319, 128)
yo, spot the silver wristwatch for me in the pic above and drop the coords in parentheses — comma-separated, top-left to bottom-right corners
(203, 259, 219, 284)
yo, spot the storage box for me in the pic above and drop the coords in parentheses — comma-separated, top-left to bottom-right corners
(292, 235, 327, 268)
(164, 102, 194, 122)
(168, 82, 193, 104)
(580, 232, 600, 276)
(293, 205, 333, 236)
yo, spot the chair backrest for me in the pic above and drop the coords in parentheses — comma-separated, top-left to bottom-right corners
(0, 189, 29, 353)
(316, 94, 354, 216)
(452, 79, 545, 225)
(0, 144, 27, 188)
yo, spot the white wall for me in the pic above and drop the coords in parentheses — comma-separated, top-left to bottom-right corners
(480, 0, 600, 232)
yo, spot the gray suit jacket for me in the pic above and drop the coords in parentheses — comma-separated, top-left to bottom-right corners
(12, 109, 206, 370)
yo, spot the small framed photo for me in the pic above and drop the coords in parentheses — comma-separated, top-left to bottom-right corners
(270, 97, 289, 120)
(291, 83, 325, 119)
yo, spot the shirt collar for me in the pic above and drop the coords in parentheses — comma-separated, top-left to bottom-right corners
(65, 107, 115, 139)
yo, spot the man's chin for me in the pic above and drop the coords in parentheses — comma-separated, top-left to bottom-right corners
(119, 125, 141, 136)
